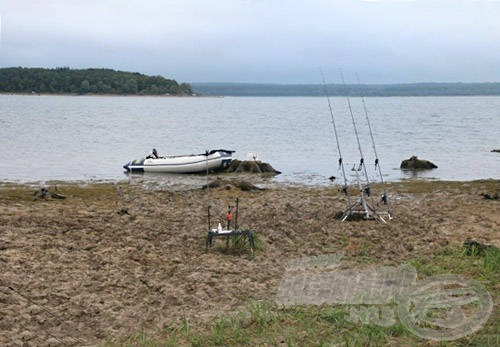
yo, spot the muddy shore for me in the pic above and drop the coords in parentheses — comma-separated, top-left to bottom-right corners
(0, 179, 498, 345)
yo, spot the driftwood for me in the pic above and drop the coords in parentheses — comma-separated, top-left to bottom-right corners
(33, 187, 66, 200)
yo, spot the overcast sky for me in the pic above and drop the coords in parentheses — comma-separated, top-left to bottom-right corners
(1, 0, 499, 84)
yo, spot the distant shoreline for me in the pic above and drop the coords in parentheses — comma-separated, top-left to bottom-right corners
(0, 92, 202, 97)
(2, 91, 499, 98)
(191, 82, 500, 97)
(3, 84, 500, 97)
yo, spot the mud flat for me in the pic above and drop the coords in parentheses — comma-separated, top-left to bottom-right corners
(0, 179, 498, 345)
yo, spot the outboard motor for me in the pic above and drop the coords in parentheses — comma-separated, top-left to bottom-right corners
(123, 158, 145, 172)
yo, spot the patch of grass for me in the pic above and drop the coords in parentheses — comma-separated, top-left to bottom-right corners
(213, 231, 265, 258)
(482, 246, 500, 276)
(118, 245, 497, 346)
(120, 302, 414, 346)
(113, 331, 157, 347)
(409, 245, 499, 287)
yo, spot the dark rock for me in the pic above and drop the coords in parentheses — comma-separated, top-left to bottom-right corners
(400, 156, 438, 170)
(226, 159, 281, 175)
(481, 192, 499, 200)
(117, 208, 130, 215)
(235, 160, 262, 173)
(491, 149, 500, 153)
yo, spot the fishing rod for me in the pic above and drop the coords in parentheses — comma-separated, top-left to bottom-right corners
(320, 71, 352, 208)
(356, 73, 392, 218)
(340, 72, 372, 197)
(205, 150, 212, 230)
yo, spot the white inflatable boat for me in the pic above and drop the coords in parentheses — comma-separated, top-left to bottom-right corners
(123, 149, 234, 174)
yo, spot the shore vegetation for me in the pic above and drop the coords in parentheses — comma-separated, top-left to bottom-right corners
(0, 67, 193, 95)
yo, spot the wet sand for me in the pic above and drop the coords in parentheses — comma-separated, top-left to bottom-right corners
(0, 179, 498, 345)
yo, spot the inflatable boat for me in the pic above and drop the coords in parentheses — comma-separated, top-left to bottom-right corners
(123, 149, 234, 174)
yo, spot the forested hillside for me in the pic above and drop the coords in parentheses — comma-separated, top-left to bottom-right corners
(0, 67, 193, 95)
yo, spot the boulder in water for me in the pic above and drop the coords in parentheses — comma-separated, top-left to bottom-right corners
(400, 156, 437, 170)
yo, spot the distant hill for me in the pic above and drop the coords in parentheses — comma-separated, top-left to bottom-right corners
(191, 82, 500, 97)
(0, 67, 193, 95)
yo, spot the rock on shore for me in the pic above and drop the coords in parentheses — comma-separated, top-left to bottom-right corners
(225, 159, 281, 175)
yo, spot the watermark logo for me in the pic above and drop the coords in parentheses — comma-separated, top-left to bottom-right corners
(275, 253, 493, 341)
(397, 274, 493, 341)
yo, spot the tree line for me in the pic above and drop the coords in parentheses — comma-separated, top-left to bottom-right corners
(0, 67, 193, 95)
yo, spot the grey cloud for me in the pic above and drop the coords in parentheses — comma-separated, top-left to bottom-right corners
(1, 0, 499, 83)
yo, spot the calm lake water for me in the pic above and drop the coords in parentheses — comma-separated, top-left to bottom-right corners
(0, 94, 498, 185)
